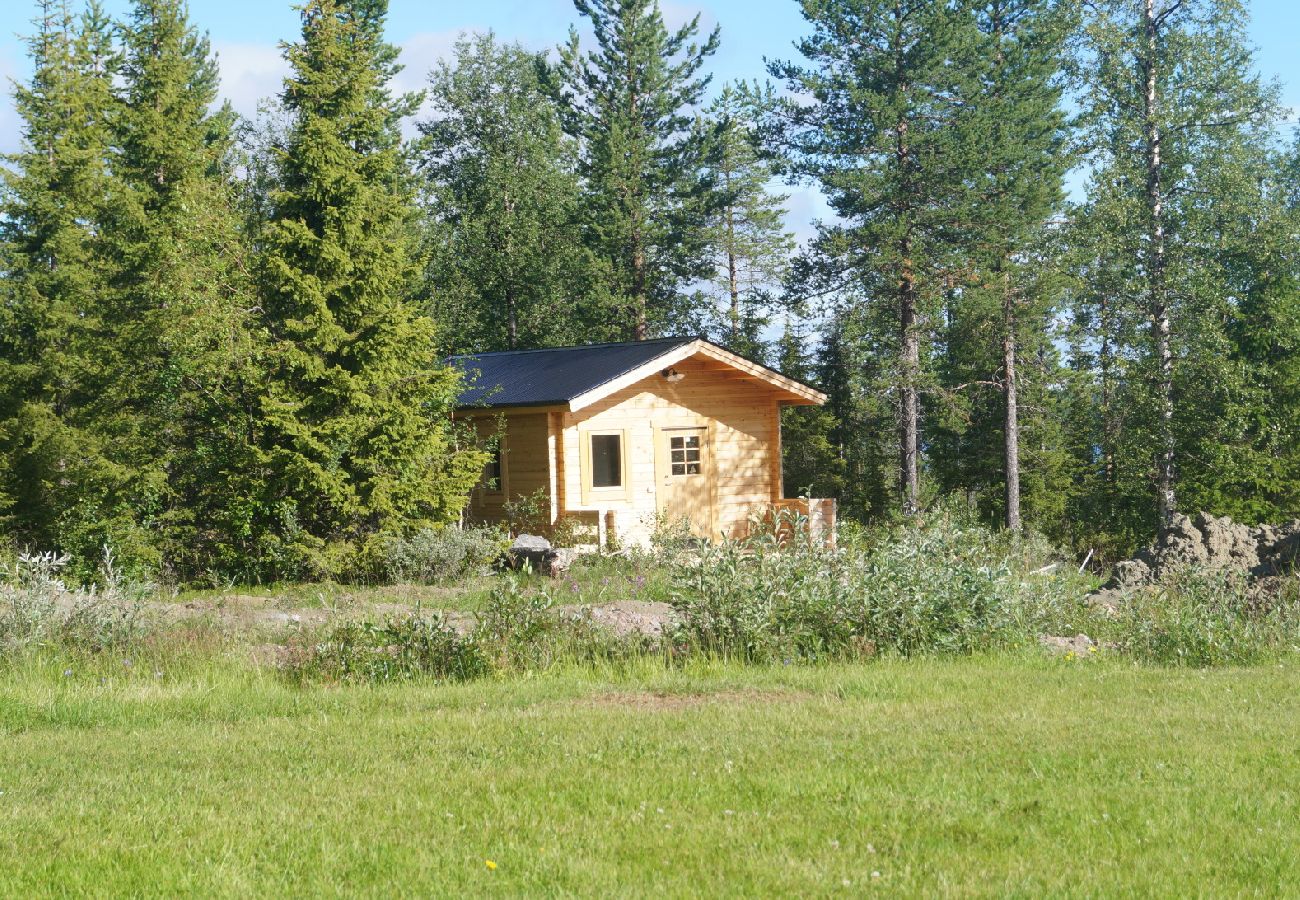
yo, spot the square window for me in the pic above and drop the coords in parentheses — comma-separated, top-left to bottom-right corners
(484, 446, 502, 492)
(591, 434, 622, 488)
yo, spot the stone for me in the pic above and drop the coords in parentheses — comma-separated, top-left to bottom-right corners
(546, 547, 581, 578)
(506, 533, 553, 573)
(1039, 633, 1098, 656)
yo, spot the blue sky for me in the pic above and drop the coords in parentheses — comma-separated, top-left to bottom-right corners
(1, 0, 1297, 242)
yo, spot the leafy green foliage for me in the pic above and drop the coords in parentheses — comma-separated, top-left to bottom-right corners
(288, 614, 491, 684)
(669, 504, 1094, 661)
(376, 526, 509, 584)
(419, 33, 610, 353)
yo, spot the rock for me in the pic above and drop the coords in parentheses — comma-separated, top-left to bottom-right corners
(546, 547, 581, 578)
(1151, 513, 1209, 574)
(1106, 559, 1152, 591)
(1257, 520, 1300, 575)
(1085, 588, 1124, 616)
(507, 534, 553, 573)
(1039, 633, 1098, 656)
(1195, 511, 1258, 572)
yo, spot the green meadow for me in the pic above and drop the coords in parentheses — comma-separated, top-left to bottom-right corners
(3, 654, 1297, 897)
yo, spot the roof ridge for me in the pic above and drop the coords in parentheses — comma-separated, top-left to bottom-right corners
(449, 336, 694, 360)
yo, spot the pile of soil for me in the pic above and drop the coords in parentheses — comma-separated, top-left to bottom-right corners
(1089, 512, 1300, 611)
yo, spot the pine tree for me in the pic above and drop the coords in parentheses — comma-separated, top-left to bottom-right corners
(419, 32, 607, 353)
(1073, 0, 1283, 538)
(770, 0, 987, 516)
(0, 1, 120, 558)
(254, 0, 483, 578)
(702, 83, 794, 358)
(559, 0, 719, 340)
(930, 0, 1074, 531)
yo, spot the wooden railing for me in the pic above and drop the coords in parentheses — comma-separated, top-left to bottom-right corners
(770, 498, 837, 548)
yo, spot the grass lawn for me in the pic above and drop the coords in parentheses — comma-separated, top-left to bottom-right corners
(2, 655, 1299, 896)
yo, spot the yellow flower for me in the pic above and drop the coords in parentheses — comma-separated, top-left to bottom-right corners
(1088, 645, 1098, 654)
(485, 860, 497, 871)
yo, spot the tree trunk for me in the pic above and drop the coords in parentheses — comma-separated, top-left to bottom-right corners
(1003, 273, 1021, 531)
(632, 236, 647, 341)
(899, 240, 920, 517)
(1144, 0, 1175, 524)
(724, 160, 739, 341)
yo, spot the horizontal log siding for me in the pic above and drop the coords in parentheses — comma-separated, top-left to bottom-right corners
(562, 355, 782, 543)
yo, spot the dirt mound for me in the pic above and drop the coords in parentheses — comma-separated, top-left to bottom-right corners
(556, 601, 677, 638)
(1102, 512, 1300, 591)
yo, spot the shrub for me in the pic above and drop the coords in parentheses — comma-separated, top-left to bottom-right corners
(1108, 571, 1300, 666)
(669, 507, 1094, 662)
(0, 548, 154, 653)
(287, 614, 491, 684)
(377, 526, 508, 583)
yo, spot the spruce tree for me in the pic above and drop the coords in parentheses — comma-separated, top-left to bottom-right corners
(254, 0, 483, 577)
(101, 0, 256, 573)
(419, 32, 607, 353)
(559, 0, 719, 340)
(0, 1, 120, 559)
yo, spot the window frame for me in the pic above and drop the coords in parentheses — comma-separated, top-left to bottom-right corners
(580, 428, 631, 504)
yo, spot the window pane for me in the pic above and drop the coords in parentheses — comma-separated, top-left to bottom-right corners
(671, 436, 684, 449)
(685, 436, 699, 449)
(591, 434, 622, 488)
(686, 463, 700, 474)
(672, 463, 685, 475)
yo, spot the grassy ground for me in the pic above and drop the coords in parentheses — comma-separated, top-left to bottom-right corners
(3, 654, 1298, 896)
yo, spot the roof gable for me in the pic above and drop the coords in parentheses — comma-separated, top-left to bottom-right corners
(451, 337, 826, 410)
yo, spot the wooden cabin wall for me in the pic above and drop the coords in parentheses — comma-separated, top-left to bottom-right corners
(562, 355, 781, 543)
(465, 411, 552, 528)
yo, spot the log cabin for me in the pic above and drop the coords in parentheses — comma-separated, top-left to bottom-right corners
(451, 337, 835, 546)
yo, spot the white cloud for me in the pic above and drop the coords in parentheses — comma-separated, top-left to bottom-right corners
(212, 41, 289, 120)
(0, 47, 23, 156)
(658, 1, 717, 36)
(393, 28, 469, 133)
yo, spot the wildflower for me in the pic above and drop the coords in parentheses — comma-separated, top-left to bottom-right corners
(871, 871, 881, 879)
(122, 658, 132, 668)
(62, 669, 72, 678)
(485, 860, 497, 871)
(1065, 651, 1076, 660)
(1088, 645, 1098, 654)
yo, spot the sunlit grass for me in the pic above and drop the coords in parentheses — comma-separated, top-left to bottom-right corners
(3, 654, 1298, 896)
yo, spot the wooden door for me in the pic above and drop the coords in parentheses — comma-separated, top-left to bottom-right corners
(657, 427, 713, 537)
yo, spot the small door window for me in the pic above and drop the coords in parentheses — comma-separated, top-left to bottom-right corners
(591, 433, 623, 488)
(670, 434, 702, 476)
(483, 445, 503, 492)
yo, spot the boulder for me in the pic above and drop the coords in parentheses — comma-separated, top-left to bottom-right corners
(507, 534, 553, 573)
(547, 547, 581, 579)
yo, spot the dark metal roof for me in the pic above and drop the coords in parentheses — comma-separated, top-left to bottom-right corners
(451, 337, 695, 409)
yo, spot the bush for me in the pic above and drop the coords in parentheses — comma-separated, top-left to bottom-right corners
(377, 526, 508, 584)
(287, 614, 491, 684)
(0, 548, 153, 653)
(670, 507, 1094, 662)
(1108, 571, 1300, 666)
